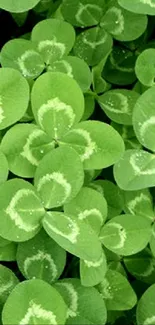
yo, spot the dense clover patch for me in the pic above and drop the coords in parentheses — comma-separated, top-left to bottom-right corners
(0, 0, 155, 324)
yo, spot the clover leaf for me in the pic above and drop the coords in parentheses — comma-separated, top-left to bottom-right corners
(0, 68, 29, 130)
(16, 229, 66, 284)
(42, 211, 102, 262)
(0, 179, 45, 242)
(31, 19, 75, 64)
(1, 123, 54, 178)
(136, 284, 155, 325)
(0, 0, 40, 12)
(31, 72, 84, 139)
(2, 279, 67, 325)
(97, 269, 137, 310)
(54, 278, 107, 324)
(60, 120, 125, 169)
(64, 186, 107, 234)
(100, 214, 152, 255)
(34, 146, 84, 209)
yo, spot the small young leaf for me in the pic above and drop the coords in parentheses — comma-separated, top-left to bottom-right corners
(97, 269, 137, 310)
(1, 123, 54, 178)
(31, 19, 75, 64)
(104, 247, 121, 263)
(16, 229, 66, 284)
(0, 265, 19, 310)
(2, 279, 67, 325)
(136, 284, 155, 325)
(126, 138, 142, 150)
(48, 56, 92, 92)
(82, 94, 95, 121)
(42, 211, 102, 262)
(98, 89, 139, 125)
(118, 0, 155, 15)
(60, 120, 125, 170)
(54, 278, 107, 324)
(11, 12, 28, 27)
(133, 86, 155, 151)
(80, 251, 107, 287)
(84, 169, 101, 186)
(108, 261, 127, 277)
(114, 149, 155, 190)
(61, 0, 106, 27)
(0, 179, 45, 242)
(100, 214, 152, 256)
(34, 146, 84, 209)
(92, 55, 110, 94)
(73, 26, 113, 66)
(111, 122, 142, 150)
(0, 39, 45, 79)
(113, 121, 135, 139)
(31, 72, 84, 139)
(64, 186, 107, 234)
(0, 68, 29, 130)
(89, 180, 124, 219)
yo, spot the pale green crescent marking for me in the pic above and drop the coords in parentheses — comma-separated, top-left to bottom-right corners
(106, 7, 124, 35)
(90, 184, 104, 195)
(82, 33, 107, 49)
(21, 129, 53, 166)
(0, 278, 13, 295)
(56, 282, 78, 318)
(122, 126, 128, 139)
(143, 316, 155, 325)
(127, 193, 151, 214)
(24, 250, 58, 281)
(70, 129, 97, 161)
(17, 50, 44, 77)
(140, 0, 155, 8)
(19, 300, 57, 325)
(49, 60, 73, 78)
(44, 212, 80, 244)
(133, 260, 155, 277)
(75, 3, 102, 25)
(100, 222, 127, 249)
(58, 60, 73, 78)
(5, 189, 43, 232)
(126, 139, 141, 149)
(84, 254, 104, 268)
(100, 278, 113, 299)
(102, 93, 129, 114)
(130, 152, 155, 175)
(78, 208, 103, 223)
(139, 116, 155, 142)
(37, 172, 72, 203)
(0, 96, 5, 124)
(110, 53, 134, 72)
(37, 97, 75, 136)
(38, 39, 66, 63)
